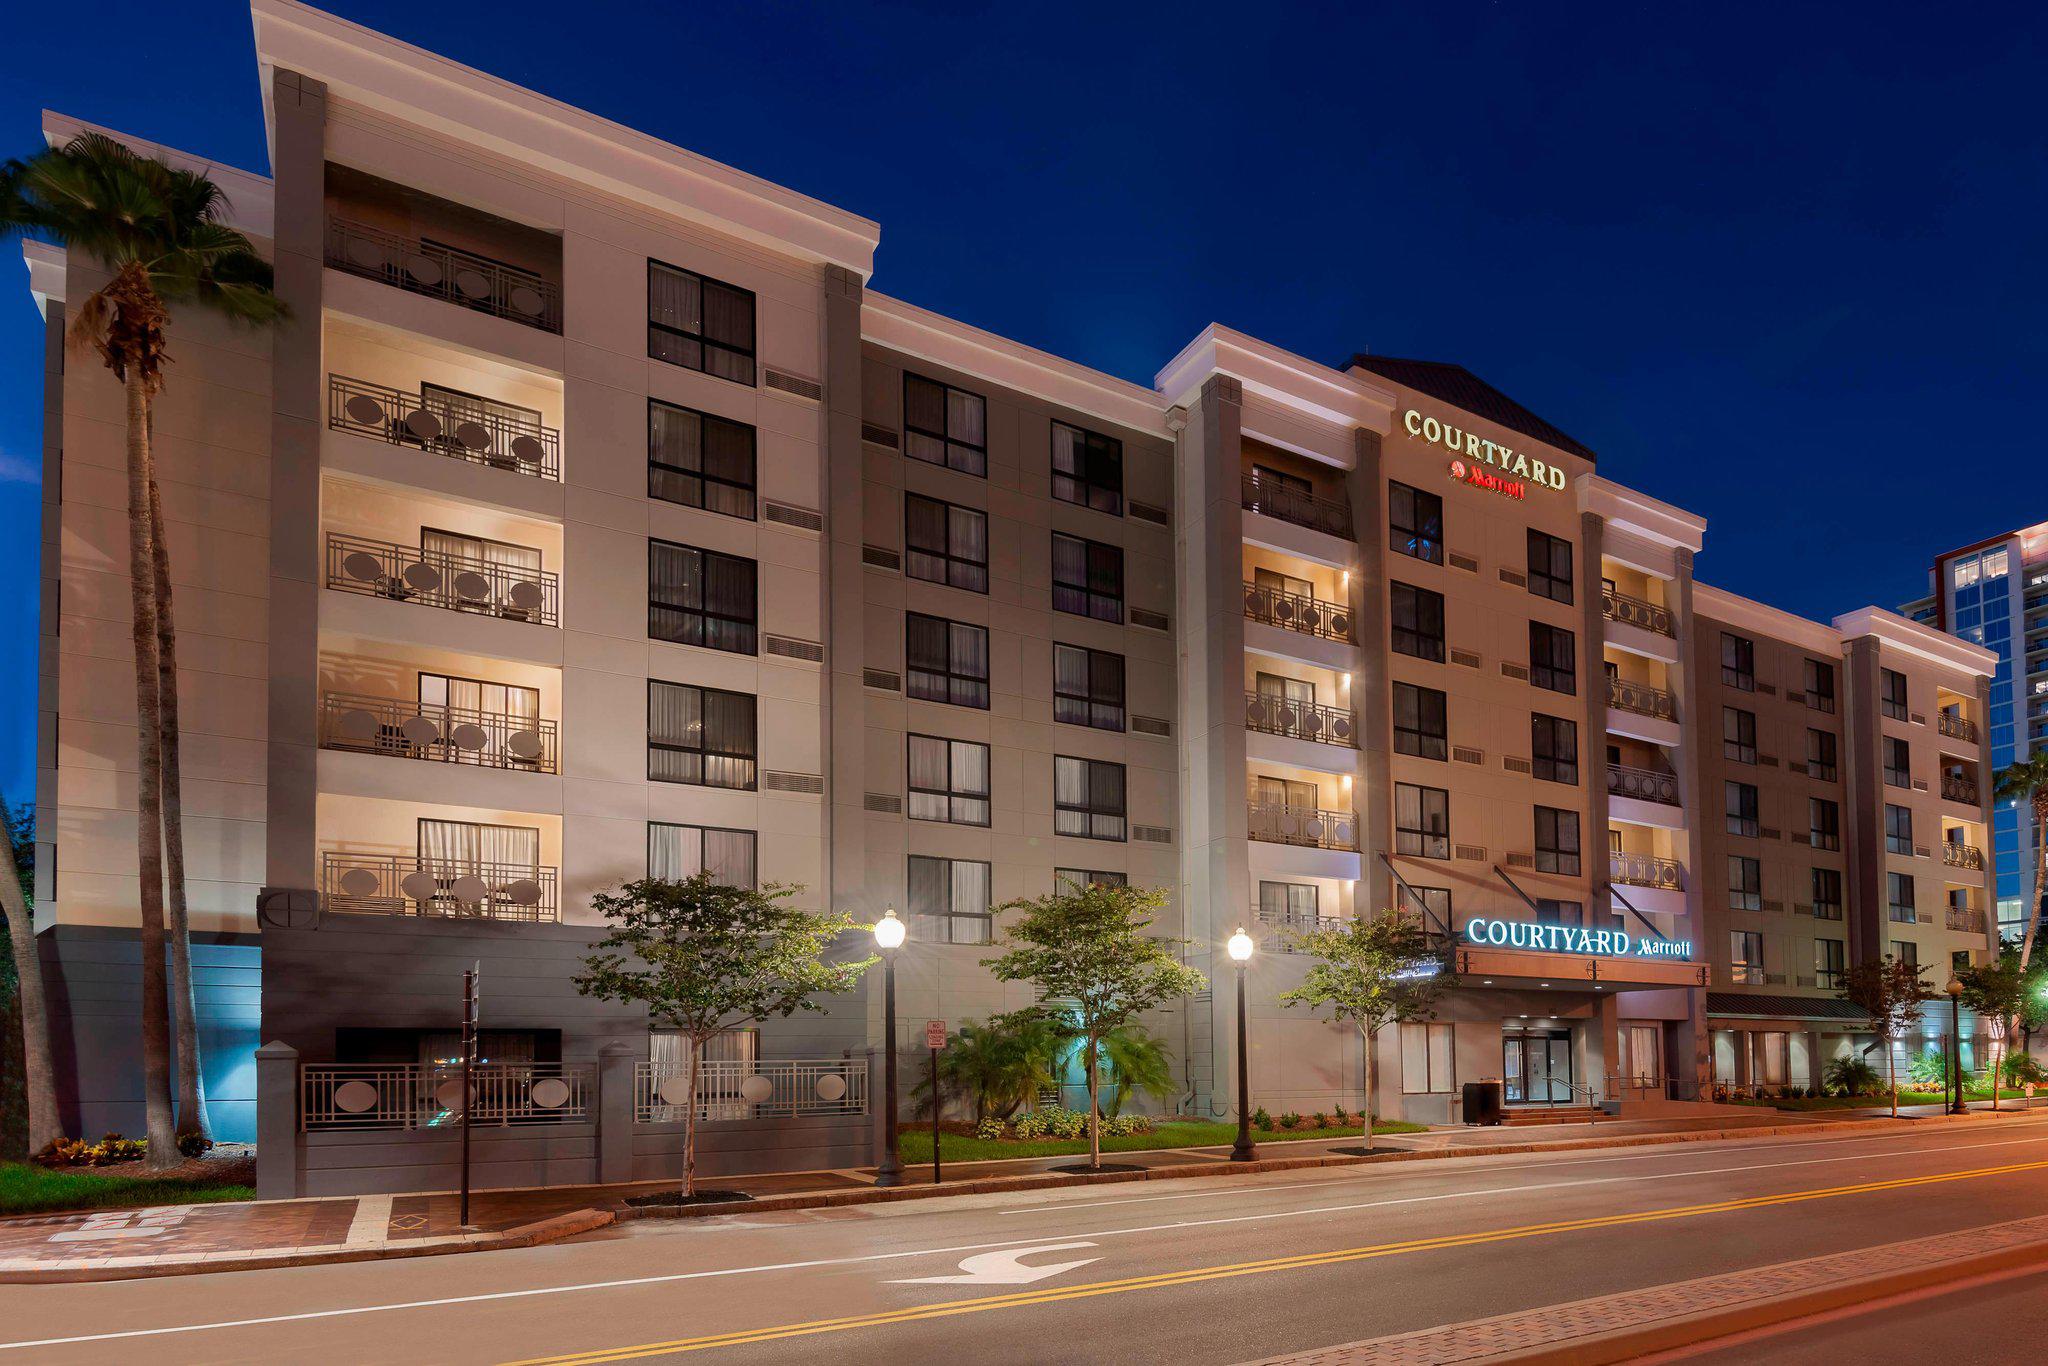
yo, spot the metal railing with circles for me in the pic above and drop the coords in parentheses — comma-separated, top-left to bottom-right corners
(328, 374, 560, 480)
(1244, 691, 1359, 748)
(1609, 851, 1684, 890)
(1607, 762, 1681, 805)
(301, 1062, 591, 1131)
(635, 1059, 867, 1123)
(1240, 473, 1355, 539)
(1601, 587, 1675, 637)
(1246, 801, 1359, 851)
(1242, 580, 1353, 642)
(319, 691, 558, 774)
(1606, 676, 1677, 721)
(1938, 712, 1980, 744)
(325, 216, 562, 333)
(1254, 906, 1348, 951)
(1943, 841, 1985, 871)
(325, 533, 560, 627)
(321, 851, 559, 922)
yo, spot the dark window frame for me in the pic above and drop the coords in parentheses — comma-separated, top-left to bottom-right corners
(1051, 532, 1125, 622)
(904, 492, 990, 594)
(908, 854, 994, 945)
(1880, 668, 1909, 721)
(1723, 707, 1757, 764)
(647, 258, 757, 385)
(1389, 481, 1444, 565)
(1811, 867, 1844, 919)
(1050, 420, 1124, 515)
(1726, 780, 1760, 837)
(1529, 621, 1577, 695)
(1526, 528, 1574, 604)
(1722, 632, 1755, 691)
(1054, 755, 1128, 842)
(647, 398, 757, 520)
(1394, 682, 1449, 760)
(1728, 855, 1762, 912)
(1885, 802, 1913, 856)
(1053, 642, 1127, 732)
(906, 733, 993, 827)
(905, 612, 991, 710)
(646, 679, 757, 790)
(903, 373, 988, 477)
(648, 538, 758, 655)
(1809, 797, 1842, 850)
(1534, 805, 1581, 875)
(1391, 581, 1447, 662)
(1883, 736, 1911, 789)
(1531, 713, 1579, 784)
(1395, 782, 1451, 860)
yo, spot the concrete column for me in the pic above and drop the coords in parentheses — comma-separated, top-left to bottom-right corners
(821, 265, 868, 923)
(254, 1041, 300, 1200)
(597, 1041, 636, 1185)
(1595, 990, 1621, 1105)
(1346, 429, 1391, 916)
(1841, 637, 1886, 966)
(1973, 672, 1998, 955)
(1669, 548, 1711, 1097)
(1580, 513, 1610, 918)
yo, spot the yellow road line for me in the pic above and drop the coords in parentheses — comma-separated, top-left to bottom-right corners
(504, 1156, 2048, 1364)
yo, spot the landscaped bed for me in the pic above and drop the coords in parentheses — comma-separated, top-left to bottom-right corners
(900, 1117, 1426, 1164)
(0, 1147, 255, 1216)
(1725, 1088, 2034, 1113)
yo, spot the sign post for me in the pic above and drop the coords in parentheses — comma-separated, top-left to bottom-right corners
(925, 1020, 947, 1184)
(459, 963, 480, 1229)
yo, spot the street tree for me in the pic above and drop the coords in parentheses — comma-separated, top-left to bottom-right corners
(1958, 940, 2048, 1111)
(0, 799, 58, 1155)
(1993, 753, 2048, 968)
(573, 874, 874, 1198)
(982, 882, 1206, 1170)
(1838, 955, 1929, 1116)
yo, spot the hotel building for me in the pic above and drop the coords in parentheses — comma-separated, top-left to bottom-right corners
(21, 1, 1998, 1191)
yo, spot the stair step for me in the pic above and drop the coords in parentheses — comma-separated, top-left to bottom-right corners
(1502, 1108, 1603, 1125)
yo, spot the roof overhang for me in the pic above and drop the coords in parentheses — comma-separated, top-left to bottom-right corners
(1832, 606, 1997, 679)
(1579, 475, 1706, 555)
(1155, 323, 1397, 434)
(1692, 583, 1846, 657)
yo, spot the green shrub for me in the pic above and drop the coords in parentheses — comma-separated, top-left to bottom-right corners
(1252, 1106, 1272, 1130)
(1011, 1112, 1047, 1139)
(1105, 1114, 1146, 1136)
(1823, 1056, 1882, 1097)
(36, 1134, 149, 1168)
(1332, 1103, 1350, 1125)
(1038, 1106, 1087, 1139)
(176, 1133, 214, 1159)
(1277, 1112, 1303, 1130)
(1310, 1111, 1329, 1130)
(2002, 1052, 2047, 1087)
(975, 1116, 1007, 1141)
(1908, 1047, 1949, 1090)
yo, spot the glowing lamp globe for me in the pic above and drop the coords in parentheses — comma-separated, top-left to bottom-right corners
(1227, 927, 1255, 962)
(874, 908, 906, 950)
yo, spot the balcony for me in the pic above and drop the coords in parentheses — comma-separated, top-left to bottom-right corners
(326, 216, 562, 333)
(326, 533, 560, 627)
(1938, 712, 1980, 744)
(1607, 676, 1677, 721)
(1602, 587, 1674, 637)
(1942, 775, 1980, 805)
(321, 850, 559, 922)
(329, 374, 560, 481)
(1244, 692, 1358, 748)
(1248, 802, 1358, 852)
(1255, 906, 1348, 952)
(1943, 841, 1985, 871)
(1948, 906, 1988, 934)
(1241, 473, 1353, 540)
(319, 691, 559, 774)
(1608, 762, 1680, 805)
(1610, 851, 1683, 890)
(1243, 580, 1352, 642)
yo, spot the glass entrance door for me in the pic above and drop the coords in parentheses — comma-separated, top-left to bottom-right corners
(1503, 1031, 1574, 1104)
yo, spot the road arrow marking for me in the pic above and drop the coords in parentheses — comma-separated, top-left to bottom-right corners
(889, 1241, 1101, 1287)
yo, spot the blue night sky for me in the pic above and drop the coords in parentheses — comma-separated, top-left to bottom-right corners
(3, 1, 2045, 810)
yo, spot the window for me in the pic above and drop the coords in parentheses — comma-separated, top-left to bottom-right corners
(903, 373, 987, 476)
(1051, 421, 1122, 514)
(1396, 783, 1450, 859)
(1531, 713, 1578, 784)
(1728, 856, 1761, 912)
(1391, 582, 1447, 661)
(908, 855, 992, 944)
(1058, 868, 1128, 890)
(1806, 729, 1838, 781)
(1394, 683, 1449, 760)
(1885, 803, 1913, 856)
(1055, 756, 1127, 841)
(1809, 798, 1841, 850)
(1534, 806, 1580, 875)
(1258, 881, 1320, 919)
(1402, 885, 1453, 929)
(1730, 930, 1765, 984)
(1623, 1024, 1663, 1084)
(1804, 658, 1836, 712)
(1811, 868, 1843, 919)
(1526, 529, 1573, 604)
(1726, 781, 1760, 837)
(905, 493, 989, 593)
(905, 613, 990, 709)
(648, 400, 756, 519)
(1537, 899, 1584, 927)
(907, 734, 991, 826)
(1051, 533, 1124, 622)
(1883, 736, 1911, 789)
(648, 259, 755, 384)
(417, 673, 538, 726)
(1880, 667, 1908, 721)
(1893, 940, 1919, 971)
(1815, 938, 1846, 990)
(1721, 633, 1755, 690)
(1053, 644, 1126, 731)
(1389, 482, 1443, 564)
(1401, 1022, 1456, 1094)
(1888, 872, 1917, 923)
(649, 540, 757, 654)
(647, 681, 756, 789)
(1528, 621, 1576, 695)
(648, 823, 756, 887)
(1723, 707, 1757, 764)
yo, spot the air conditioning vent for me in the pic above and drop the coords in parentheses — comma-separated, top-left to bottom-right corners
(1761, 898, 1784, 913)
(1914, 845, 1932, 859)
(1455, 844, 1488, 862)
(762, 368, 823, 402)
(1507, 852, 1536, 869)
(1498, 568, 1527, 588)
(764, 635, 824, 664)
(762, 770, 824, 795)
(1912, 779, 1929, 792)
(1788, 761, 1807, 775)
(1757, 682, 1778, 697)
(1448, 552, 1480, 574)
(1758, 755, 1779, 767)
(1910, 712, 1927, 725)
(862, 668, 901, 692)
(862, 544, 901, 571)
(1128, 501, 1170, 527)
(1794, 902, 1813, 917)
(1451, 649, 1483, 670)
(1501, 662, 1530, 682)
(861, 422, 900, 449)
(863, 792, 902, 815)
(1502, 755, 1533, 775)
(1132, 824, 1173, 844)
(1760, 827, 1782, 840)
(1130, 608, 1171, 633)
(1453, 746, 1485, 765)
(1132, 715, 1173, 737)
(763, 500, 824, 532)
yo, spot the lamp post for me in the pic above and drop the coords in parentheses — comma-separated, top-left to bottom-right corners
(874, 908, 906, 1187)
(1945, 974, 1966, 1116)
(1228, 926, 1256, 1162)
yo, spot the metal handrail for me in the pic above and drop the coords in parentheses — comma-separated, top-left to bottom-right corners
(325, 215, 562, 332)
(301, 1061, 591, 1131)
(1240, 472, 1354, 540)
(321, 850, 559, 922)
(328, 374, 560, 480)
(1243, 580, 1352, 642)
(1255, 906, 1347, 951)
(1942, 775, 1981, 805)
(1607, 762, 1680, 805)
(1609, 851, 1683, 890)
(1938, 712, 1980, 743)
(319, 691, 558, 774)
(1607, 676, 1677, 720)
(1244, 691, 1359, 748)
(1247, 801, 1359, 851)
(1943, 841, 1985, 871)
(325, 532, 560, 627)
(1947, 906, 1988, 933)
(636, 1058, 866, 1122)
(1602, 587, 1674, 637)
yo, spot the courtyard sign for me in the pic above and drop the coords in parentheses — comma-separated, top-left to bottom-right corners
(1404, 408, 1568, 492)
(1463, 917, 1693, 962)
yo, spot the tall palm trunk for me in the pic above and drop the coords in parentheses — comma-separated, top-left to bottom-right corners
(147, 471, 209, 1142)
(2027, 789, 2048, 972)
(122, 372, 176, 1168)
(0, 824, 60, 1153)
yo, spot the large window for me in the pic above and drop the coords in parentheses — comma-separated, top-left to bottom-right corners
(1730, 930, 1765, 983)
(1815, 938, 1846, 990)
(1531, 714, 1578, 784)
(904, 373, 987, 476)
(1811, 867, 1843, 919)
(1883, 736, 1911, 789)
(1058, 868, 1128, 891)
(905, 613, 990, 709)
(1053, 643, 1126, 731)
(908, 855, 993, 944)
(647, 681, 756, 789)
(1258, 881, 1320, 919)
(1055, 756, 1127, 841)
(1809, 797, 1841, 850)
(1885, 803, 1913, 856)
(1806, 728, 1838, 781)
(1721, 632, 1755, 690)
(648, 259, 755, 384)
(1888, 871, 1918, 923)
(648, 400, 756, 519)
(905, 493, 989, 593)
(1051, 533, 1124, 622)
(1394, 683, 1448, 760)
(1526, 529, 1573, 604)
(648, 823, 756, 887)
(907, 734, 992, 826)
(1396, 782, 1450, 860)
(1401, 1022, 1456, 1095)
(1391, 581, 1446, 661)
(1534, 806, 1580, 875)
(1051, 422, 1123, 514)
(1389, 482, 1443, 565)
(1723, 707, 1757, 764)
(1880, 667, 1908, 721)
(1804, 658, 1836, 712)
(649, 539, 757, 654)
(1529, 621, 1576, 695)
(1728, 856, 1761, 912)
(1726, 781, 1760, 837)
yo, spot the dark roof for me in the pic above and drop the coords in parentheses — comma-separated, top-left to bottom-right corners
(1341, 354, 1597, 463)
(1705, 993, 1870, 1023)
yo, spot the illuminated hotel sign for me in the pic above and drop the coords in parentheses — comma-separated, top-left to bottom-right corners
(1463, 917, 1693, 962)
(1404, 409, 1568, 493)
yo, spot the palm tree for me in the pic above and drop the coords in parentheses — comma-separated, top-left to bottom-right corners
(917, 1012, 1064, 1124)
(1, 799, 59, 1154)
(1993, 753, 2048, 970)
(2, 134, 283, 1163)
(1094, 1024, 1176, 1118)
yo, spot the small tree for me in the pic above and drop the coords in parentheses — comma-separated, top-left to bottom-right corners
(1959, 940, 2048, 1111)
(1839, 955, 1928, 1116)
(574, 874, 873, 1198)
(982, 882, 1205, 1170)
(1282, 911, 1453, 1150)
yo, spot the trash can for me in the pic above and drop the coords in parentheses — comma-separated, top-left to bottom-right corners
(1462, 1079, 1505, 1126)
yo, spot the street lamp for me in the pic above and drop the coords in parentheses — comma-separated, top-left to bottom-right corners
(1228, 926, 1256, 1162)
(1945, 974, 1966, 1116)
(874, 908, 906, 1187)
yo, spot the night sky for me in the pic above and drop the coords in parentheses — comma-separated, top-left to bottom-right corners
(3, 0, 2044, 808)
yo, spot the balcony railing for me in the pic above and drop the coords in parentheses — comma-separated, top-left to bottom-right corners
(1938, 712, 1979, 744)
(329, 374, 560, 480)
(1243, 580, 1352, 642)
(325, 215, 562, 333)
(1244, 692, 1358, 747)
(1241, 473, 1354, 540)
(1255, 906, 1348, 951)
(301, 1062, 591, 1131)
(1943, 841, 1986, 871)
(1248, 801, 1359, 851)
(1947, 906, 1988, 934)
(321, 850, 559, 922)
(1942, 775, 1980, 805)
(1610, 851, 1683, 890)
(1607, 676, 1677, 721)
(636, 1059, 867, 1123)
(319, 691, 559, 774)
(1607, 762, 1680, 806)
(1602, 587, 1674, 637)
(325, 533, 560, 627)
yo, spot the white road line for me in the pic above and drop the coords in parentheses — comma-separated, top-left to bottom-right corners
(5, 1126, 2047, 1352)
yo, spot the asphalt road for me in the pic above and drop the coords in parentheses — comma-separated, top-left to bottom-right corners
(7, 1116, 2048, 1365)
